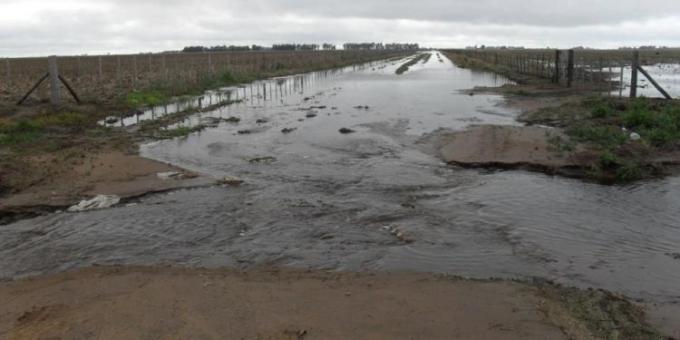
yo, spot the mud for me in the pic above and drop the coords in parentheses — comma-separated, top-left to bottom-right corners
(0, 147, 215, 224)
(0, 266, 663, 340)
(428, 125, 591, 172)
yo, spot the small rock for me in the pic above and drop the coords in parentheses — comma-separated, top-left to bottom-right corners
(630, 132, 641, 141)
(249, 156, 277, 164)
(339, 128, 355, 134)
(281, 128, 297, 134)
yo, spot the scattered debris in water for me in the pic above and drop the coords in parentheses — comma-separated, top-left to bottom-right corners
(306, 112, 318, 118)
(68, 195, 121, 212)
(237, 130, 252, 135)
(282, 128, 297, 134)
(382, 225, 413, 244)
(256, 118, 269, 124)
(224, 117, 241, 123)
(248, 157, 277, 164)
(339, 128, 356, 134)
(218, 176, 244, 186)
(667, 253, 680, 260)
(200, 117, 222, 128)
(354, 105, 370, 110)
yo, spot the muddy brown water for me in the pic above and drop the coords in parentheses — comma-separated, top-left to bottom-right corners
(3, 52, 680, 327)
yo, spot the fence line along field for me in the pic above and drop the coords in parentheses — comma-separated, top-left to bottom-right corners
(445, 48, 680, 98)
(0, 50, 408, 107)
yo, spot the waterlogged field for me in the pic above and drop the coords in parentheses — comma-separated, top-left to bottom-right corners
(0, 50, 407, 106)
(2, 52, 680, 331)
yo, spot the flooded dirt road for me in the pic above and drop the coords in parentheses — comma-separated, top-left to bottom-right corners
(2, 52, 679, 328)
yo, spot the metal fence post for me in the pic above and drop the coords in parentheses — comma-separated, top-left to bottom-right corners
(48, 56, 61, 105)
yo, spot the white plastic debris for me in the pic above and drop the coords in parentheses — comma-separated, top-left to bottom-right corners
(68, 195, 121, 212)
(630, 132, 641, 141)
(157, 171, 184, 180)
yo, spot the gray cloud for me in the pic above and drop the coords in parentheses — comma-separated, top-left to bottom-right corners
(1, 0, 680, 57)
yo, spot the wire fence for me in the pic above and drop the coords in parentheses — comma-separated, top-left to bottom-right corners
(445, 49, 680, 99)
(0, 50, 408, 105)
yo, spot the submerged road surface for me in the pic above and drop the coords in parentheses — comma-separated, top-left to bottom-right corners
(2, 52, 679, 327)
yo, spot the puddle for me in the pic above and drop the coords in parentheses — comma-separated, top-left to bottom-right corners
(3, 52, 680, 321)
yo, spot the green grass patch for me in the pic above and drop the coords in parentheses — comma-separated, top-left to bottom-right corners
(567, 124, 628, 149)
(125, 90, 168, 107)
(0, 112, 90, 146)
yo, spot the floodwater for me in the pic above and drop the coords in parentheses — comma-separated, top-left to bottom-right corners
(2, 52, 680, 323)
(614, 63, 680, 98)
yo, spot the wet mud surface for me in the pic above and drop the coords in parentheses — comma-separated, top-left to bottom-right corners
(2, 52, 680, 332)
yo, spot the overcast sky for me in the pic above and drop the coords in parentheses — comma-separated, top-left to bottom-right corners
(2, 0, 680, 57)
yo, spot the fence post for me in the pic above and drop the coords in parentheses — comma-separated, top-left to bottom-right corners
(553, 50, 560, 83)
(630, 50, 639, 98)
(48, 56, 61, 105)
(567, 49, 575, 87)
(4, 59, 10, 91)
(98, 56, 103, 82)
(132, 55, 138, 90)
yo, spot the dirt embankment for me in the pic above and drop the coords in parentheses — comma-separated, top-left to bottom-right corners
(0, 266, 666, 340)
(428, 125, 596, 177)
(0, 146, 211, 221)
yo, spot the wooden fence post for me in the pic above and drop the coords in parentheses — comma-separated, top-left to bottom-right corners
(98, 56, 103, 82)
(630, 50, 639, 98)
(553, 50, 560, 83)
(48, 56, 61, 105)
(566, 50, 575, 87)
(133, 55, 138, 90)
(4, 59, 10, 91)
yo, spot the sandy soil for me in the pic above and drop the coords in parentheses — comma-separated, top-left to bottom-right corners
(0, 266, 607, 340)
(0, 147, 214, 220)
(429, 125, 594, 175)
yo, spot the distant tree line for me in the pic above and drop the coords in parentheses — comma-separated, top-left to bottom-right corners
(182, 45, 267, 52)
(343, 43, 419, 50)
(181, 42, 420, 53)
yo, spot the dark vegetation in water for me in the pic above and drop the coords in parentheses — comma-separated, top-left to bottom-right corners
(396, 54, 429, 75)
(442, 51, 537, 85)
